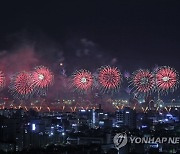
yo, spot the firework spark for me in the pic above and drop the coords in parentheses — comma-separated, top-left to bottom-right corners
(97, 66, 122, 93)
(124, 71, 131, 80)
(31, 66, 54, 95)
(130, 69, 155, 94)
(72, 69, 93, 92)
(9, 71, 35, 99)
(155, 66, 179, 93)
(125, 87, 132, 95)
(0, 71, 5, 90)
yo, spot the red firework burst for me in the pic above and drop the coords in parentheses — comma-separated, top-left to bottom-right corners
(98, 66, 122, 93)
(72, 69, 93, 92)
(0, 71, 5, 90)
(155, 66, 179, 92)
(131, 69, 155, 94)
(31, 66, 54, 92)
(9, 71, 35, 99)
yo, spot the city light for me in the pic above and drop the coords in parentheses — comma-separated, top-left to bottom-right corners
(0, 1, 179, 153)
(32, 124, 36, 131)
(80, 109, 86, 112)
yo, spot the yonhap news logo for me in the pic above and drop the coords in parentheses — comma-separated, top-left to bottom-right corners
(113, 132, 180, 150)
(113, 132, 128, 150)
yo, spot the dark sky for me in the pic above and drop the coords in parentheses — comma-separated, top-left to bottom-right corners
(0, 1, 180, 70)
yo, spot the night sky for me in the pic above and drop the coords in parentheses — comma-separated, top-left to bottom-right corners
(0, 1, 179, 99)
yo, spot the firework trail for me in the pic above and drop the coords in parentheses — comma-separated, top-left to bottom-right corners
(9, 71, 35, 99)
(130, 69, 155, 94)
(72, 69, 94, 93)
(125, 87, 132, 95)
(31, 66, 54, 95)
(97, 66, 122, 93)
(0, 71, 5, 91)
(124, 71, 131, 80)
(155, 66, 179, 93)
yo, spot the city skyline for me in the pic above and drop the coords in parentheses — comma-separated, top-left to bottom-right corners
(0, 1, 180, 153)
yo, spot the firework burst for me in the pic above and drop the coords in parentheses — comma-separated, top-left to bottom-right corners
(72, 69, 94, 92)
(97, 66, 122, 93)
(155, 66, 179, 93)
(0, 71, 5, 90)
(31, 66, 54, 95)
(130, 69, 155, 94)
(9, 71, 35, 99)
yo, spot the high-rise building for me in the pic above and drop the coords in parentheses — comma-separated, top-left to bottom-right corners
(116, 107, 136, 129)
